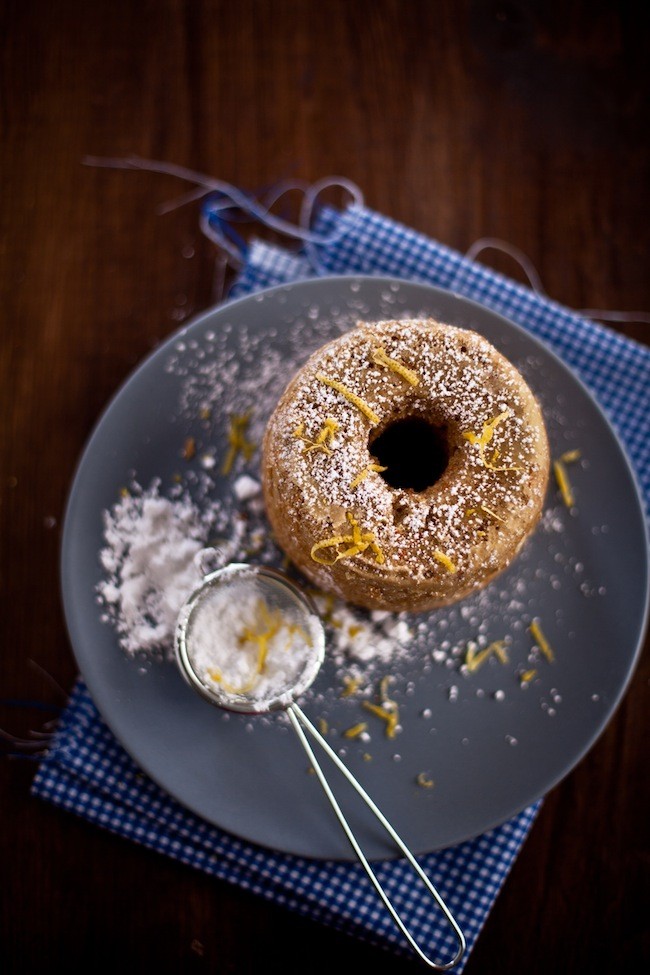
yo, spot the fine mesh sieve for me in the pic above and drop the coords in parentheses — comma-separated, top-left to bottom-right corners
(174, 561, 465, 970)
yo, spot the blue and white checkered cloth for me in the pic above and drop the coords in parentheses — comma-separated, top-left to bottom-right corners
(33, 203, 650, 969)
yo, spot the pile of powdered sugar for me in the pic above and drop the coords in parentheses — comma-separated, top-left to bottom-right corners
(97, 484, 215, 656)
(315, 597, 413, 670)
(96, 478, 414, 671)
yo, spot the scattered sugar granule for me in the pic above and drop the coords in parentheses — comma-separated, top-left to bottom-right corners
(233, 475, 261, 502)
(326, 601, 412, 668)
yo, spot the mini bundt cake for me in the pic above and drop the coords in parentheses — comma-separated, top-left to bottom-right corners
(262, 318, 550, 612)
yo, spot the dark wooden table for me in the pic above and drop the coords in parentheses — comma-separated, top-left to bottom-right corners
(2, 1, 648, 971)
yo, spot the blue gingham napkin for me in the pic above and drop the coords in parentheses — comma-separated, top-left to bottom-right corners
(33, 203, 650, 969)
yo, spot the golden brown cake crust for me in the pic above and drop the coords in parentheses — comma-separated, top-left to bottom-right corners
(262, 319, 550, 612)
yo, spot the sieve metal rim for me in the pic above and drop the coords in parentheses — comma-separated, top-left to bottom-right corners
(174, 563, 326, 714)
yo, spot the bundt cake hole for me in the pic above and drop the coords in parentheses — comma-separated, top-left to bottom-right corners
(369, 416, 451, 493)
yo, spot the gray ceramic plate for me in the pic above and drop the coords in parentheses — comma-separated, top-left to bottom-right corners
(61, 276, 649, 860)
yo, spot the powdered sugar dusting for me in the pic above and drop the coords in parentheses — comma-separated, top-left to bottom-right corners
(97, 477, 415, 678)
(93, 281, 612, 758)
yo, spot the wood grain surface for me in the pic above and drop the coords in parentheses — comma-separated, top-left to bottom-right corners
(1, 1, 648, 971)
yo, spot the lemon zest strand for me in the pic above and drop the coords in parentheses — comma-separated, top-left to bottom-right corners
(491, 640, 510, 664)
(371, 346, 420, 386)
(310, 512, 385, 566)
(362, 701, 399, 738)
(462, 410, 521, 472)
(416, 772, 435, 788)
(554, 448, 581, 505)
(208, 601, 285, 695)
(560, 448, 581, 464)
(433, 550, 457, 574)
(207, 668, 259, 695)
(530, 619, 555, 663)
(341, 675, 362, 698)
(520, 668, 537, 684)
(379, 675, 392, 703)
(465, 639, 509, 672)
(315, 373, 379, 424)
(293, 417, 339, 455)
(361, 676, 400, 739)
(480, 503, 506, 524)
(465, 645, 489, 672)
(283, 621, 313, 651)
(239, 605, 283, 677)
(222, 413, 255, 474)
(343, 722, 368, 739)
(350, 463, 388, 489)
(553, 459, 574, 507)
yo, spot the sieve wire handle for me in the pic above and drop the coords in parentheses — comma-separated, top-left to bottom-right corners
(287, 703, 466, 971)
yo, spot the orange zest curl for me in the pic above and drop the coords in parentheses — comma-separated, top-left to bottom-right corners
(479, 503, 506, 524)
(371, 346, 420, 386)
(554, 448, 581, 507)
(315, 373, 380, 424)
(529, 618, 555, 663)
(520, 668, 537, 684)
(293, 417, 339, 455)
(207, 601, 286, 695)
(207, 669, 259, 695)
(343, 722, 368, 739)
(560, 448, 581, 464)
(222, 413, 255, 474)
(465, 639, 509, 673)
(361, 675, 400, 739)
(283, 620, 313, 651)
(416, 772, 435, 788)
(362, 701, 399, 738)
(553, 459, 574, 507)
(310, 512, 385, 566)
(462, 409, 521, 472)
(341, 675, 362, 697)
(350, 463, 388, 489)
(433, 550, 457, 574)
